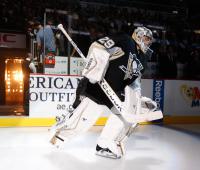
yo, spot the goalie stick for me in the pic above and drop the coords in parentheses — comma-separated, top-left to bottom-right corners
(49, 24, 136, 145)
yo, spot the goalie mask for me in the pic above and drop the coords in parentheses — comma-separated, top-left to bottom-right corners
(132, 27, 153, 57)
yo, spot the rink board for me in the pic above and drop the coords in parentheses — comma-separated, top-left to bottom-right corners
(29, 75, 200, 118)
(0, 74, 200, 126)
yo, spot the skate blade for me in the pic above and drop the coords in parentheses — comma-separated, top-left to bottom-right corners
(96, 151, 121, 159)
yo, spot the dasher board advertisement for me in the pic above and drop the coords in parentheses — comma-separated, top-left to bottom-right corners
(164, 80, 200, 116)
(29, 75, 200, 118)
(29, 76, 156, 118)
(29, 74, 81, 117)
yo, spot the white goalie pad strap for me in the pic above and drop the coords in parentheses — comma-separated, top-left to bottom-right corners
(59, 97, 104, 139)
(82, 42, 110, 84)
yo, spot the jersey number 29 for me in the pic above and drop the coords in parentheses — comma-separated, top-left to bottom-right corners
(98, 37, 115, 49)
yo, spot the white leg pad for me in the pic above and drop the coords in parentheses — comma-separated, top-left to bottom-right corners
(96, 107, 136, 158)
(97, 113, 124, 157)
(52, 97, 104, 141)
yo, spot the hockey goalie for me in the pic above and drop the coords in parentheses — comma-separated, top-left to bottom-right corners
(49, 26, 163, 159)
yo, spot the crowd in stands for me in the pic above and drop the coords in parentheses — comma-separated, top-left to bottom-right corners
(0, 0, 200, 79)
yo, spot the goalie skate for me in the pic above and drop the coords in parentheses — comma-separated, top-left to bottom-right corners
(96, 144, 122, 159)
